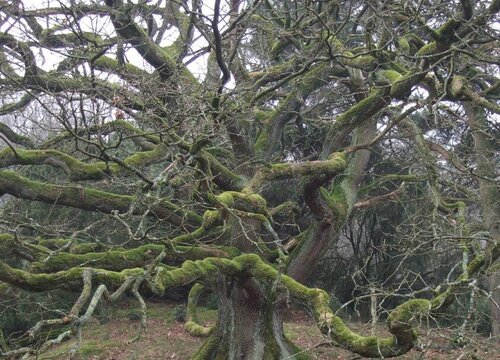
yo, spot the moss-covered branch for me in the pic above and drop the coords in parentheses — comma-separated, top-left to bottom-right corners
(0, 93, 39, 121)
(0, 170, 202, 227)
(0, 233, 49, 262)
(30, 242, 238, 273)
(323, 88, 391, 155)
(248, 152, 347, 191)
(451, 76, 500, 114)
(0, 143, 169, 181)
(185, 283, 214, 337)
(0, 259, 144, 292)
(194, 150, 246, 191)
(104, 0, 195, 83)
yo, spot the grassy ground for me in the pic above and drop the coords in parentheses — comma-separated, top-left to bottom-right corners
(35, 300, 498, 359)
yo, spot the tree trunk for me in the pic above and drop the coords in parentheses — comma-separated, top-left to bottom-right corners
(192, 276, 307, 360)
(490, 272, 500, 337)
(191, 206, 308, 359)
(463, 102, 500, 337)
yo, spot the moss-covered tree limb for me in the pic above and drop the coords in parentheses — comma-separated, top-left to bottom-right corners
(322, 9, 492, 157)
(104, 0, 195, 83)
(185, 283, 214, 337)
(0, 258, 144, 292)
(0, 170, 202, 227)
(92, 55, 158, 88)
(194, 150, 246, 191)
(451, 76, 500, 114)
(0, 233, 50, 262)
(0, 31, 37, 76)
(0, 93, 39, 120)
(0, 123, 34, 148)
(322, 88, 391, 156)
(248, 152, 347, 192)
(30, 242, 238, 273)
(0, 143, 169, 181)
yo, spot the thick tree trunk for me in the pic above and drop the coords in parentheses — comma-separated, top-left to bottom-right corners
(191, 207, 307, 360)
(192, 276, 307, 360)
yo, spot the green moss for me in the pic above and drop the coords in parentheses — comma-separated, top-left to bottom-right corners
(0, 257, 145, 292)
(191, 333, 221, 360)
(0, 170, 202, 227)
(31, 244, 165, 273)
(254, 109, 273, 122)
(123, 143, 169, 168)
(325, 89, 388, 148)
(398, 37, 411, 54)
(0, 233, 13, 243)
(415, 41, 440, 57)
(381, 70, 403, 84)
(78, 342, 105, 356)
(387, 299, 431, 330)
(320, 185, 348, 219)
(93, 56, 147, 77)
(244, 193, 267, 213)
(215, 192, 235, 206)
(254, 127, 270, 155)
(450, 76, 464, 97)
(185, 321, 213, 337)
(215, 191, 268, 215)
(434, 19, 461, 41)
(344, 54, 377, 69)
(153, 257, 242, 296)
(185, 283, 216, 338)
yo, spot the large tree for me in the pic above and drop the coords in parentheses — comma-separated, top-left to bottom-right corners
(0, 0, 499, 358)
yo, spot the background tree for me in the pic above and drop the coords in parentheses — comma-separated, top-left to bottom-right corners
(0, 0, 498, 358)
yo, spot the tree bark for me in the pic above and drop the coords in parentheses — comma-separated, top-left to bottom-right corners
(463, 102, 500, 337)
(192, 276, 307, 360)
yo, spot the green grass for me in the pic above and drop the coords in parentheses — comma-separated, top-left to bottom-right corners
(40, 339, 118, 359)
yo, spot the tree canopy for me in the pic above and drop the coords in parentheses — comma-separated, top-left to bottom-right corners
(0, 0, 499, 359)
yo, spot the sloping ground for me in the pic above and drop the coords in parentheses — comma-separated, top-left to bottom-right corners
(36, 301, 498, 359)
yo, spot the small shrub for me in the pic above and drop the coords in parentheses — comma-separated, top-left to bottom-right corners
(128, 310, 142, 321)
(473, 296, 491, 335)
(172, 305, 187, 322)
(451, 332, 469, 348)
